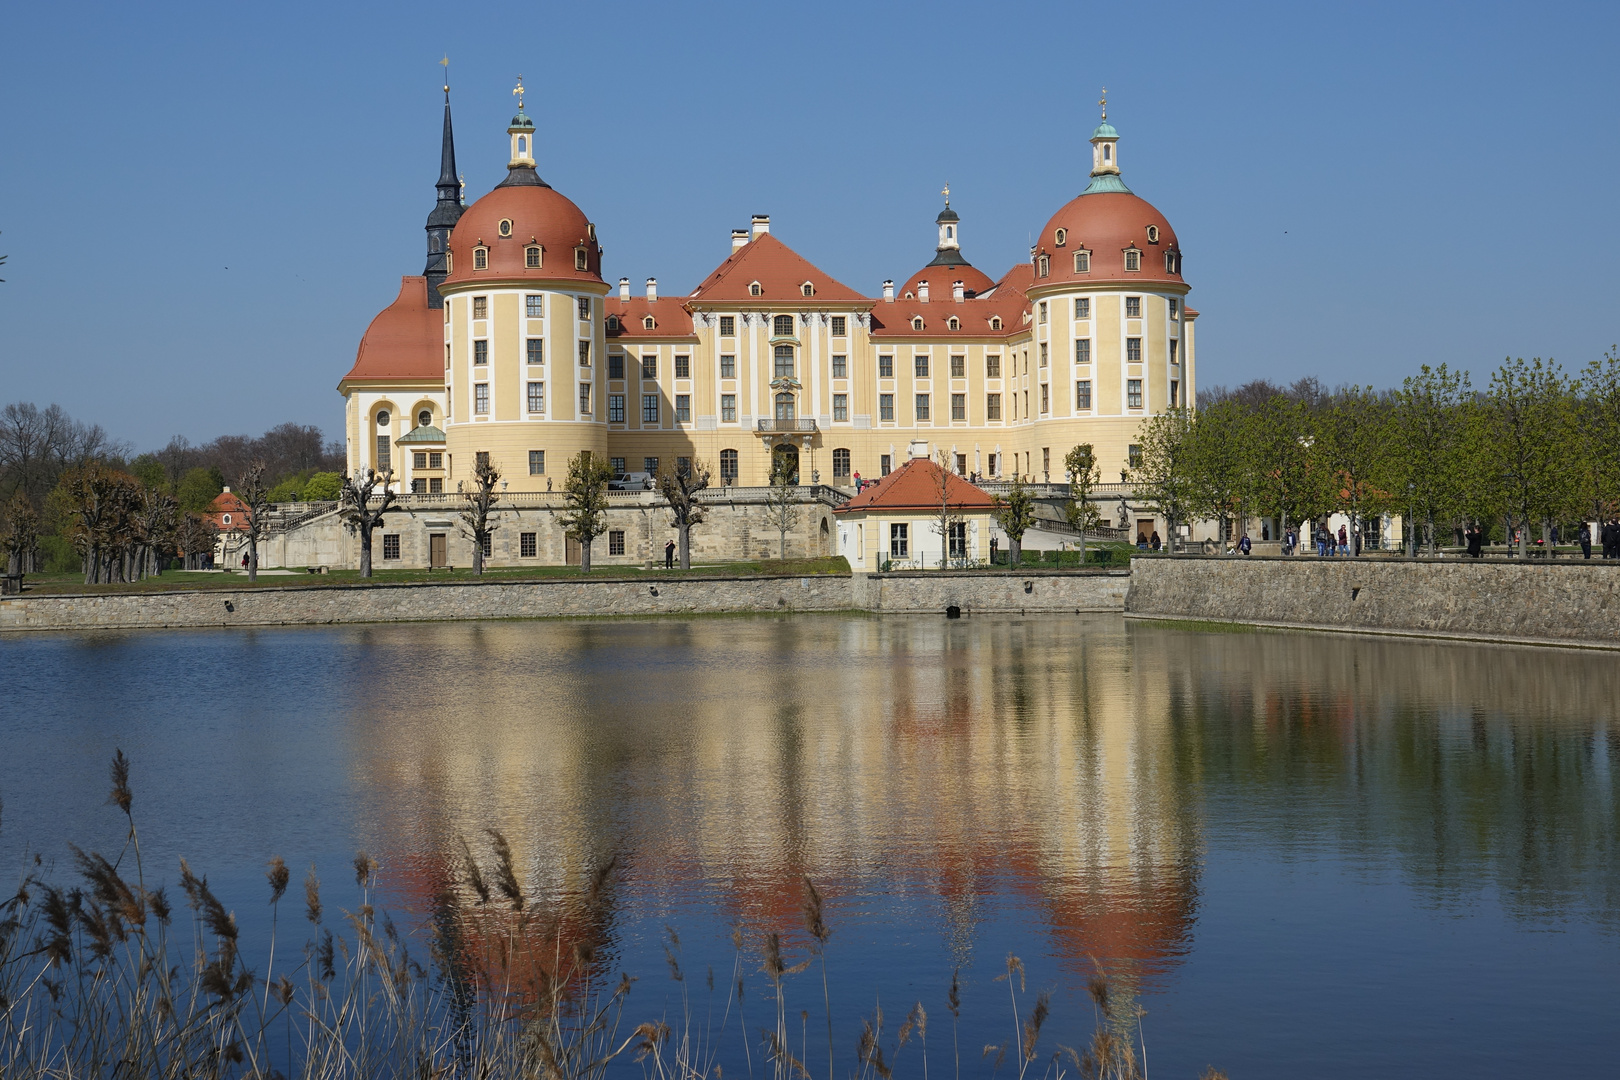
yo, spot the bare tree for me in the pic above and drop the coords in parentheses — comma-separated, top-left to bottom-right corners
(459, 454, 501, 574)
(236, 461, 273, 582)
(933, 450, 966, 568)
(657, 457, 711, 570)
(338, 468, 396, 578)
(1063, 444, 1103, 564)
(176, 513, 218, 570)
(2, 487, 39, 579)
(131, 486, 178, 580)
(558, 452, 613, 572)
(763, 458, 801, 559)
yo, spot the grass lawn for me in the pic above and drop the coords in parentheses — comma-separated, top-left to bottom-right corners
(12, 557, 853, 595)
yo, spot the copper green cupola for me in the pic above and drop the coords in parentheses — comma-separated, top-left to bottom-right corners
(1082, 90, 1132, 195)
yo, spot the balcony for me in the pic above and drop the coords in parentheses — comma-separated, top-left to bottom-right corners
(755, 418, 818, 433)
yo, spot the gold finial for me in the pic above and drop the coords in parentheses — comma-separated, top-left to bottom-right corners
(1099, 87, 1107, 121)
(941, 182, 950, 207)
(458, 173, 466, 205)
(512, 75, 525, 110)
(440, 55, 449, 98)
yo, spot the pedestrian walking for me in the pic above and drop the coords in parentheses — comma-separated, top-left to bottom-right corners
(853, 471, 862, 493)
(1466, 525, 1483, 558)
(1337, 524, 1349, 555)
(1238, 533, 1252, 556)
(1578, 521, 1592, 559)
(1284, 527, 1296, 555)
(664, 538, 675, 569)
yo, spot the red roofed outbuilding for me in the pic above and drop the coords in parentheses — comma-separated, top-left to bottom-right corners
(834, 455, 997, 570)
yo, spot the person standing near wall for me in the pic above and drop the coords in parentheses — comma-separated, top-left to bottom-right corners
(664, 538, 676, 569)
(1579, 521, 1592, 559)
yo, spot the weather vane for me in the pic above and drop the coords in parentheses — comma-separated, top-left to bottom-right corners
(440, 55, 450, 99)
(941, 182, 950, 207)
(512, 75, 525, 110)
(1099, 87, 1107, 121)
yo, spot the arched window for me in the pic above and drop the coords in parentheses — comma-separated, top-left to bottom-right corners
(1165, 250, 1179, 273)
(947, 316, 960, 331)
(775, 392, 796, 420)
(643, 316, 656, 329)
(525, 245, 541, 267)
(473, 247, 488, 270)
(990, 316, 1002, 330)
(946, 226, 954, 239)
(801, 282, 815, 297)
(499, 218, 513, 237)
(911, 316, 924, 330)
(1055, 228, 1067, 246)
(517, 135, 527, 154)
(222, 513, 232, 525)
(1037, 254, 1050, 277)
(606, 315, 619, 331)
(1104, 144, 1112, 161)
(773, 314, 795, 337)
(749, 281, 763, 296)
(574, 246, 588, 271)
(774, 344, 794, 377)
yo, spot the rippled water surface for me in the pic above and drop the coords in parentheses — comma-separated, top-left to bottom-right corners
(2, 615, 1618, 1077)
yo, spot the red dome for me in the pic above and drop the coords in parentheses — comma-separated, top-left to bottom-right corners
(342, 276, 441, 383)
(1035, 191, 1184, 288)
(443, 182, 603, 288)
(900, 258, 995, 299)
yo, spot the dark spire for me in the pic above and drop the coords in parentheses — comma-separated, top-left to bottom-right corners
(424, 73, 464, 308)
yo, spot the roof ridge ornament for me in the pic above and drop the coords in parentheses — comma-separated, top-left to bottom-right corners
(440, 55, 450, 102)
(1099, 87, 1107, 121)
(512, 75, 525, 111)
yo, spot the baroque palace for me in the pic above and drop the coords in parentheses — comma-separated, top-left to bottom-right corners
(327, 79, 1197, 567)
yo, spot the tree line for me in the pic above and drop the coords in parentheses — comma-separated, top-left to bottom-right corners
(1128, 352, 1620, 558)
(0, 401, 345, 581)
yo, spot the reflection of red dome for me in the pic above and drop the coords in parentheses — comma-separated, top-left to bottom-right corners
(443, 184, 603, 288)
(1035, 191, 1182, 288)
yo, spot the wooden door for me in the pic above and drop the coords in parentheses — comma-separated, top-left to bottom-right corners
(565, 535, 581, 565)
(429, 534, 447, 568)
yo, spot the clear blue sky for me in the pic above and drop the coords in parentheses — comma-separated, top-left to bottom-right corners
(3, 0, 1617, 450)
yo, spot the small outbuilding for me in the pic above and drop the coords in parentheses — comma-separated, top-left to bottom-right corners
(834, 456, 997, 569)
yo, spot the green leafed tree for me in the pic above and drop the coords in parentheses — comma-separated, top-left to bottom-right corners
(1388, 364, 1472, 555)
(1131, 407, 1196, 554)
(1063, 444, 1103, 563)
(559, 451, 613, 572)
(992, 475, 1037, 566)
(1316, 386, 1390, 557)
(1484, 357, 1578, 556)
(1575, 348, 1620, 527)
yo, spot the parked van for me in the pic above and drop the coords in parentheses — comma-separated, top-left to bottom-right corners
(609, 471, 654, 491)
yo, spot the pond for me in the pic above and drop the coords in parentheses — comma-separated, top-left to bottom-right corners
(1, 615, 1616, 1077)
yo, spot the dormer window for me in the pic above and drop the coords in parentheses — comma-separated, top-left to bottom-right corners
(1124, 247, 1142, 272)
(1146, 225, 1160, 243)
(801, 282, 815, 297)
(947, 316, 960, 331)
(1037, 254, 1050, 277)
(911, 316, 924, 330)
(607, 316, 620, 331)
(643, 316, 656, 330)
(1165, 250, 1180, 274)
(1074, 251, 1091, 273)
(473, 246, 488, 270)
(990, 316, 1002, 331)
(749, 281, 763, 296)
(525, 245, 541, 268)
(1054, 228, 1067, 246)
(574, 246, 588, 271)
(499, 219, 513, 238)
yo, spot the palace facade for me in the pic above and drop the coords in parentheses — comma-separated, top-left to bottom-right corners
(339, 86, 1198, 500)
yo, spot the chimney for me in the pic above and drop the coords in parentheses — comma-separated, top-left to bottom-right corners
(750, 214, 770, 239)
(619, 277, 630, 301)
(882, 280, 895, 302)
(645, 277, 657, 302)
(731, 228, 749, 252)
(918, 281, 930, 303)
(222, 486, 231, 494)
(952, 280, 964, 302)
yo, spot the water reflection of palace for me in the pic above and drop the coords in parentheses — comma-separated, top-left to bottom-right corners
(347, 616, 1201, 979)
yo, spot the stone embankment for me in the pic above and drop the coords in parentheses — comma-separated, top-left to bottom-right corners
(1126, 555, 1620, 648)
(0, 569, 1129, 632)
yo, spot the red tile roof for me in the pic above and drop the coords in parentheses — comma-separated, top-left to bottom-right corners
(343, 277, 443, 383)
(870, 264, 1031, 341)
(835, 456, 997, 514)
(688, 233, 868, 304)
(605, 295, 698, 341)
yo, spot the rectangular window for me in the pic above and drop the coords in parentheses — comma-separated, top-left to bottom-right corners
(429, 452, 442, 468)
(951, 393, 966, 421)
(831, 316, 847, 337)
(1128, 444, 1143, 469)
(1039, 343, 1048, 368)
(950, 354, 965, 378)
(915, 393, 931, 421)
(521, 532, 537, 557)
(643, 394, 659, 423)
(986, 354, 1001, 378)
(609, 530, 626, 556)
(675, 394, 691, 423)
(474, 383, 489, 414)
(675, 354, 690, 379)
(889, 523, 909, 559)
(473, 247, 486, 270)
(474, 339, 488, 365)
(526, 295, 544, 318)
(481, 534, 492, 558)
(473, 296, 488, 319)
(949, 522, 966, 559)
(382, 534, 400, 560)
(833, 393, 848, 421)
(1038, 301, 1048, 324)
(579, 383, 591, 415)
(1076, 380, 1092, 409)
(429, 477, 442, 493)
(608, 393, 625, 423)
(526, 246, 541, 268)
(1125, 250, 1141, 271)
(643, 457, 659, 474)
(721, 394, 737, 422)
(1042, 447, 1050, 477)
(608, 352, 624, 379)
(1168, 298, 1179, 316)
(676, 456, 691, 477)
(1127, 337, 1142, 363)
(1040, 384, 1049, 413)
(987, 393, 1001, 420)
(774, 345, 794, 377)
(413, 451, 427, 468)
(475, 451, 490, 469)
(832, 354, 847, 378)
(1074, 251, 1090, 272)
(879, 393, 895, 422)
(915, 355, 929, 378)
(1169, 339, 1179, 365)
(610, 457, 626, 475)
(720, 449, 738, 483)
(1170, 380, 1180, 407)
(1126, 296, 1142, 318)
(879, 355, 894, 378)
(527, 381, 545, 413)
(577, 297, 591, 320)
(1127, 379, 1143, 409)
(720, 354, 736, 378)
(526, 338, 544, 365)
(528, 449, 545, 475)
(578, 340, 591, 367)
(719, 316, 736, 337)
(774, 314, 795, 336)
(1075, 338, 1091, 365)
(411, 477, 425, 494)
(642, 355, 657, 379)
(1074, 297, 1090, 319)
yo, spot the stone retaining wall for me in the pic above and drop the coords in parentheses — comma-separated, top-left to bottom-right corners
(0, 569, 1129, 632)
(1125, 556, 1620, 647)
